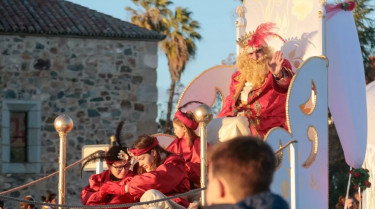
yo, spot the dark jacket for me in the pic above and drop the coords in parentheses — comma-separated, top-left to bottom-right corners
(202, 192, 289, 209)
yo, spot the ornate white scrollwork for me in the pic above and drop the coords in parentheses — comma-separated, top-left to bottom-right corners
(266, 56, 328, 208)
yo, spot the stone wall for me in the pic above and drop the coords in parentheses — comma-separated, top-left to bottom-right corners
(0, 34, 159, 208)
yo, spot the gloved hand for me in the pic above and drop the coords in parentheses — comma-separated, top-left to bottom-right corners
(100, 181, 125, 195)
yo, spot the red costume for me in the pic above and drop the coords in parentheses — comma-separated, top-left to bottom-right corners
(81, 170, 135, 208)
(166, 136, 203, 186)
(217, 60, 293, 138)
(126, 154, 190, 207)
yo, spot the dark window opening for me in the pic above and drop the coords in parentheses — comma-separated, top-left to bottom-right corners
(10, 111, 28, 162)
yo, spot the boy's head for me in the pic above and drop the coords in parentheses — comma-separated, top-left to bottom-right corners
(207, 136, 276, 205)
(20, 195, 35, 209)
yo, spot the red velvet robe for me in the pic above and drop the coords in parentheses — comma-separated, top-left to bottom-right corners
(126, 154, 190, 207)
(217, 60, 293, 138)
(81, 170, 135, 208)
(166, 136, 206, 187)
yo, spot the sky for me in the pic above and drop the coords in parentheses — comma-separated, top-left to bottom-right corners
(65, 0, 239, 110)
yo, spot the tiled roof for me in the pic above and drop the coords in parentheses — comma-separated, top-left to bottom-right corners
(0, 0, 164, 40)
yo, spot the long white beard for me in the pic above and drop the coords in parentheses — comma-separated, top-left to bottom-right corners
(238, 56, 269, 87)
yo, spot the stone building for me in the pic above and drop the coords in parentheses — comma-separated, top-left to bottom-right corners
(0, 0, 163, 207)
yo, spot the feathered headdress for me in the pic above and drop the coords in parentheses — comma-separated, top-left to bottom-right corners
(80, 121, 130, 177)
(237, 22, 285, 53)
(115, 121, 125, 148)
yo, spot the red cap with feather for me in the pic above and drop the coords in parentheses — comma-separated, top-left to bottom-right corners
(237, 22, 285, 53)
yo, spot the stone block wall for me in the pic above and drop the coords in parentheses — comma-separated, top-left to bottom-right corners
(0, 34, 159, 208)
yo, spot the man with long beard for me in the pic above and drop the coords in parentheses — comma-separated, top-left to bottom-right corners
(218, 23, 293, 138)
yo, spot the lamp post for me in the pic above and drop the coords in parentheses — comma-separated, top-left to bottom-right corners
(193, 104, 213, 206)
(54, 114, 73, 209)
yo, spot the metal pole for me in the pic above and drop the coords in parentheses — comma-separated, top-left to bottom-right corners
(193, 104, 213, 206)
(58, 131, 66, 208)
(359, 187, 362, 209)
(54, 114, 73, 209)
(290, 144, 296, 209)
(344, 167, 352, 209)
(199, 122, 208, 206)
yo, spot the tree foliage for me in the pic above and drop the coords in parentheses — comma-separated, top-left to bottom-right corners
(125, 0, 172, 31)
(126, 0, 201, 133)
(353, 0, 375, 80)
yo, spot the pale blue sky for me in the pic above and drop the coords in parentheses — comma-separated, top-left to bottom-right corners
(66, 0, 239, 108)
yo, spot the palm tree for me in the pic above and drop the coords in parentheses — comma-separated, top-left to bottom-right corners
(353, 0, 375, 82)
(160, 7, 201, 132)
(126, 1, 201, 133)
(125, 0, 172, 31)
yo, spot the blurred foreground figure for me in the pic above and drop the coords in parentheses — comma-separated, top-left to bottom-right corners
(204, 136, 289, 209)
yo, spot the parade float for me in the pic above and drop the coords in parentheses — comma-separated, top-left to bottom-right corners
(173, 0, 369, 208)
(0, 0, 372, 209)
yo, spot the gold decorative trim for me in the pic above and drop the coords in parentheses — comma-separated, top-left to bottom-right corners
(299, 81, 317, 115)
(302, 125, 318, 168)
(285, 56, 327, 131)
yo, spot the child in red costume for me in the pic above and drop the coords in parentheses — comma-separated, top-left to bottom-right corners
(81, 145, 135, 208)
(101, 135, 190, 209)
(167, 101, 208, 188)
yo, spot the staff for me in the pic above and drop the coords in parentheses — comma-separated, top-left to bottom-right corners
(54, 114, 73, 209)
(193, 104, 213, 206)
